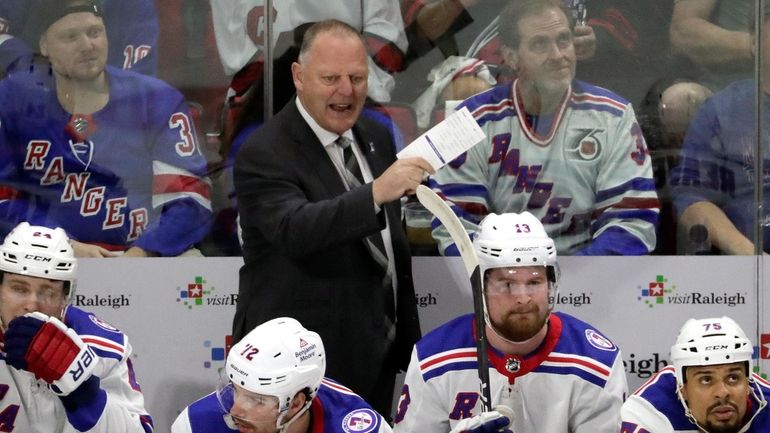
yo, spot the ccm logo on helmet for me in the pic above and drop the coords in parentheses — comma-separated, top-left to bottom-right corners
(24, 254, 52, 262)
(705, 345, 730, 351)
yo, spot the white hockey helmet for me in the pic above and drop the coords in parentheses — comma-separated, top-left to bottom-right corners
(671, 316, 754, 387)
(0, 222, 77, 298)
(225, 317, 325, 428)
(474, 212, 559, 285)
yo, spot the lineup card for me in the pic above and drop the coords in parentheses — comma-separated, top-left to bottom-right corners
(397, 106, 486, 170)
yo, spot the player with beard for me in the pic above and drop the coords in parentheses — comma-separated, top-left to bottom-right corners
(621, 316, 770, 433)
(393, 211, 627, 433)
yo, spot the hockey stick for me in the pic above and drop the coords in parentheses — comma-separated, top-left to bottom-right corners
(415, 184, 492, 412)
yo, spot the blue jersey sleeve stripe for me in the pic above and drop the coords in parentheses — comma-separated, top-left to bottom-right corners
(427, 181, 488, 199)
(591, 209, 659, 231)
(534, 365, 608, 388)
(422, 361, 479, 382)
(595, 178, 657, 203)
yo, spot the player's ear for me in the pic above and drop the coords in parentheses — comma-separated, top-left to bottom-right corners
(287, 390, 307, 417)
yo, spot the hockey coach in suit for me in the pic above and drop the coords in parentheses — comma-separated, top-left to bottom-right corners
(233, 19, 433, 418)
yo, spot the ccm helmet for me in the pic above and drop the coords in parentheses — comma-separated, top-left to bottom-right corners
(0, 222, 77, 298)
(225, 317, 325, 428)
(671, 316, 753, 386)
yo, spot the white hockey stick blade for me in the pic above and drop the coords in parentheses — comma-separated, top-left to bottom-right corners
(415, 185, 478, 275)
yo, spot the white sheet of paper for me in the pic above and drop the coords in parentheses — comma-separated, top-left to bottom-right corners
(397, 106, 486, 170)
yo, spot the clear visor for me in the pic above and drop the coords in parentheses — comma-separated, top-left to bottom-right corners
(216, 374, 281, 429)
(484, 267, 550, 296)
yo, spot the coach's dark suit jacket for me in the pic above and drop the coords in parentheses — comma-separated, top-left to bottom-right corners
(232, 100, 421, 413)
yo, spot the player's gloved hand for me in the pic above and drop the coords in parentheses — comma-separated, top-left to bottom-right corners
(4, 312, 98, 395)
(449, 406, 514, 433)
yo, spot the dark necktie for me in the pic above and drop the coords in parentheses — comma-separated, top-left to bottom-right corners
(338, 136, 364, 187)
(335, 136, 396, 340)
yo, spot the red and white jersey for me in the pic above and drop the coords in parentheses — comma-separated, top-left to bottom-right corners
(429, 79, 659, 255)
(0, 306, 152, 433)
(393, 313, 627, 433)
(209, 0, 406, 101)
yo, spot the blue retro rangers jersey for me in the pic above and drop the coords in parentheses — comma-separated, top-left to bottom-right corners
(621, 366, 770, 432)
(0, 63, 212, 256)
(0, 306, 153, 433)
(393, 312, 627, 433)
(172, 379, 393, 433)
(429, 79, 659, 255)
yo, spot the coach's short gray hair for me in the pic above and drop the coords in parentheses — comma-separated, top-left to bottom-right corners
(297, 19, 364, 64)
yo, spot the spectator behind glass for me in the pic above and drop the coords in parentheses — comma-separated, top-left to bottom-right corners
(209, 0, 407, 103)
(232, 20, 432, 417)
(670, 1, 770, 255)
(0, 0, 159, 76)
(670, 0, 754, 92)
(393, 212, 627, 433)
(428, 0, 660, 256)
(172, 317, 394, 433)
(398, 0, 668, 111)
(0, 222, 154, 432)
(0, 0, 212, 257)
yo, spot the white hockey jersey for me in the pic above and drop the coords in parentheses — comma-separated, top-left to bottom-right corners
(430, 79, 660, 255)
(393, 312, 627, 433)
(0, 306, 152, 433)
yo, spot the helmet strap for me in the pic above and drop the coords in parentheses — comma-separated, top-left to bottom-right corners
(677, 378, 767, 433)
(276, 392, 313, 433)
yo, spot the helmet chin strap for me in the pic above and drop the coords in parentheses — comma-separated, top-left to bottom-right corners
(677, 378, 768, 433)
(276, 398, 313, 433)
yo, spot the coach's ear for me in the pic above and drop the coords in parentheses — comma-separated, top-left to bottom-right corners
(39, 33, 50, 58)
(292, 62, 304, 92)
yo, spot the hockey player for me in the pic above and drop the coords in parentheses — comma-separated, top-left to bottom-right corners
(172, 317, 393, 433)
(621, 316, 770, 433)
(393, 211, 627, 433)
(0, 222, 153, 432)
(428, 0, 659, 256)
(0, 0, 211, 257)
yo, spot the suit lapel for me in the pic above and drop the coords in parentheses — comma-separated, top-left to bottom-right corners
(283, 103, 347, 196)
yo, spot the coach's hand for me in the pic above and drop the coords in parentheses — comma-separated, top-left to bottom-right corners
(5, 312, 99, 395)
(449, 406, 514, 433)
(373, 157, 434, 204)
